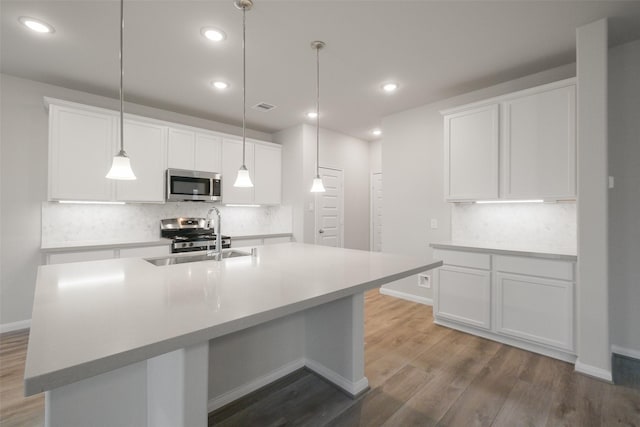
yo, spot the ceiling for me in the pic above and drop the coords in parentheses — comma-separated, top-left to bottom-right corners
(3, 1, 640, 142)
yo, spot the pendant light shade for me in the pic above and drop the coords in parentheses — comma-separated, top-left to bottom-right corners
(310, 176, 326, 193)
(106, 0, 136, 180)
(233, 165, 253, 187)
(310, 40, 326, 193)
(233, 0, 254, 188)
(106, 150, 136, 180)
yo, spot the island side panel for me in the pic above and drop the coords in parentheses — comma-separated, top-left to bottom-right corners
(208, 312, 306, 411)
(304, 292, 368, 396)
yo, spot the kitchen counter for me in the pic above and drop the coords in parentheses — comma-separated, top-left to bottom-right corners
(25, 242, 441, 425)
(430, 241, 577, 261)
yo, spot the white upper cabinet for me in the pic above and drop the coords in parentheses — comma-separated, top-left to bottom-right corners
(167, 128, 195, 170)
(115, 119, 167, 202)
(194, 133, 222, 173)
(167, 127, 222, 173)
(501, 84, 576, 199)
(222, 137, 255, 204)
(444, 104, 499, 201)
(254, 143, 282, 205)
(48, 102, 116, 201)
(442, 78, 576, 202)
(221, 138, 282, 205)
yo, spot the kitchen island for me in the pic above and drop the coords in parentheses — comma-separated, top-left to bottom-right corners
(25, 242, 441, 426)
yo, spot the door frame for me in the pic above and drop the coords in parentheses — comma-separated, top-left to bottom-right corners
(370, 172, 382, 252)
(314, 167, 344, 247)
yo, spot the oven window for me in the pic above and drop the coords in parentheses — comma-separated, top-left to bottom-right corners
(171, 177, 211, 195)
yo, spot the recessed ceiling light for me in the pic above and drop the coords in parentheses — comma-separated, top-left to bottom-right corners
(372, 129, 382, 136)
(382, 82, 399, 93)
(201, 27, 226, 42)
(306, 112, 318, 119)
(211, 81, 229, 90)
(19, 16, 54, 34)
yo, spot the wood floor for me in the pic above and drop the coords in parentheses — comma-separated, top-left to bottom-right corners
(2, 290, 639, 426)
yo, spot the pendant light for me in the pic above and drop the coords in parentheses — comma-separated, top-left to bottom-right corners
(310, 41, 326, 193)
(233, 0, 254, 188)
(106, 0, 136, 180)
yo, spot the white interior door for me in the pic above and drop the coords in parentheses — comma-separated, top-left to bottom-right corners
(315, 168, 343, 247)
(371, 173, 383, 252)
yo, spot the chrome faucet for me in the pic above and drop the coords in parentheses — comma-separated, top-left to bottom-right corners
(206, 207, 222, 257)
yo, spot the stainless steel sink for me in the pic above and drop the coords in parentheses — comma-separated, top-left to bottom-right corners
(145, 250, 251, 266)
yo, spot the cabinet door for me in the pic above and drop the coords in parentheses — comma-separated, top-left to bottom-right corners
(495, 272, 574, 351)
(194, 133, 222, 173)
(501, 84, 576, 199)
(444, 104, 499, 201)
(116, 119, 167, 202)
(48, 106, 115, 201)
(47, 249, 114, 265)
(222, 138, 255, 204)
(119, 245, 170, 258)
(167, 128, 195, 170)
(253, 143, 282, 205)
(434, 265, 491, 329)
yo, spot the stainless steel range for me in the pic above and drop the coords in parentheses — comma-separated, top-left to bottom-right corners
(161, 218, 231, 254)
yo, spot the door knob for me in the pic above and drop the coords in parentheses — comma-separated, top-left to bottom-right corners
(318, 229, 325, 234)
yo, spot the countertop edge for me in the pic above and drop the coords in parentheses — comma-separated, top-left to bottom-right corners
(231, 233, 293, 240)
(40, 239, 173, 253)
(430, 242, 577, 261)
(24, 258, 442, 395)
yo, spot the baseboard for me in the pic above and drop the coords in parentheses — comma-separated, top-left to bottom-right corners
(379, 287, 433, 306)
(575, 359, 613, 382)
(207, 358, 305, 412)
(612, 345, 640, 360)
(305, 358, 369, 397)
(0, 319, 31, 334)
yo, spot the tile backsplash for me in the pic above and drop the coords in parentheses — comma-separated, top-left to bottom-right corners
(451, 202, 576, 250)
(42, 202, 292, 246)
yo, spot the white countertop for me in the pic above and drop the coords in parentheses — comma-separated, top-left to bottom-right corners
(25, 243, 441, 395)
(430, 241, 577, 261)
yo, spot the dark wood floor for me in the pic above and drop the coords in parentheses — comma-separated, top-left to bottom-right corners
(2, 290, 639, 426)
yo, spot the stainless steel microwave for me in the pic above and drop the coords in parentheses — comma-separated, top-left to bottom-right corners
(166, 169, 221, 202)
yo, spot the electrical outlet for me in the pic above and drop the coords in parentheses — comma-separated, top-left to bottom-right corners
(430, 219, 438, 229)
(418, 274, 431, 289)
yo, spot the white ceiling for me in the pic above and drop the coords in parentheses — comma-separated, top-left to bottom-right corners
(2, 1, 640, 141)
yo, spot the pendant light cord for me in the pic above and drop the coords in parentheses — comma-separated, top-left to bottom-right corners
(315, 45, 320, 178)
(119, 0, 124, 153)
(241, 5, 247, 167)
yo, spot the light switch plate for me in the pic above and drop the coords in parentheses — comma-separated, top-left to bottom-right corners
(430, 219, 438, 229)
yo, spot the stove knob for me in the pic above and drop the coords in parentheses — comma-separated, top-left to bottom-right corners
(188, 242, 194, 247)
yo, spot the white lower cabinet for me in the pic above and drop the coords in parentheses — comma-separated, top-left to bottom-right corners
(433, 248, 576, 361)
(435, 266, 491, 330)
(495, 272, 573, 351)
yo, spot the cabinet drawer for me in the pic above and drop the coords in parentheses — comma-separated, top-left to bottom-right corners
(494, 255, 574, 281)
(433, 249, 491, 270)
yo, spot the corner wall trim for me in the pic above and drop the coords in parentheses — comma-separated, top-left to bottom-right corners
(207, 358, 305, 412)
(304, 358, 369, 397)
(0, 319, 31, 334)
(575, 359, 613, 382)
(379, 287, 433, 306)
(612, 345, 640, 360)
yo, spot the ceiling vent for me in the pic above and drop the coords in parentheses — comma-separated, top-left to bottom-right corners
(252, 102, 277, 112)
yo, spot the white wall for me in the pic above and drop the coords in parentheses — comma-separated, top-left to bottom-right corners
(380, 63, 576, 301)
(575, 18, 611, 380)
(369, 139, 382, 174)
(0, 74, 272, 327)
(609, 39, 640, 358)
(275, 124, 371, 251)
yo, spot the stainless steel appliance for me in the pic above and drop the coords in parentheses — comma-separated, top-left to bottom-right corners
(166, 169, 221, 202)
(161, 217, 231, 253)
